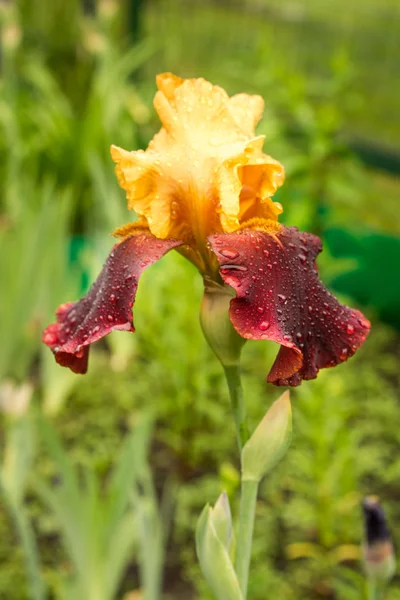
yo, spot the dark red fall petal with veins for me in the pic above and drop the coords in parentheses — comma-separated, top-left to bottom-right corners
(43, 234, 181, 373)
(210, 226, 370, 386)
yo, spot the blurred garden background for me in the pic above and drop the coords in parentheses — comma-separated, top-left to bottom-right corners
(1, 0, 400, 598)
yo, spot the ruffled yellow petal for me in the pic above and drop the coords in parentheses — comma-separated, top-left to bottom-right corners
(216, 136, 284, 232)
(228, 93, 264, 134)
(111, 73, 285, 248)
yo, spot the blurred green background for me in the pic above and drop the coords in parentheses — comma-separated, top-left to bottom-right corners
(1, 0, 400, 598)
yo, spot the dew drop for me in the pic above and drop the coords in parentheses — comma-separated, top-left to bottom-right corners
(221, 264, 248, 272)
(220, 248, 239, 260)
(257, 306, 264, 314)
(43, 332, 57, 345)
(107, 315, 114, 322)
(340, 348, 349, 360)
(346, 324, 355, 335)
(259, 321, 270, 331)
(110, 294, 116, 302)
(278, 294, 287, 304)
(358, 317, 369, 329)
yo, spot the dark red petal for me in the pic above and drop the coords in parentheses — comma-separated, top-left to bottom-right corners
(209, 226, 370, 386)
(43, 234, 181, 373)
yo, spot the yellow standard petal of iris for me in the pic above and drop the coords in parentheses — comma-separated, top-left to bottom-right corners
(111, 72, 285, 250)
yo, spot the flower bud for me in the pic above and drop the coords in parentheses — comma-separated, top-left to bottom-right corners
(362, 496, 395, 584)
(241, 391, 292, 483)
(196, 494, 243, 600)
(211, 492, 234, 551)
(200, 281, 246, 367)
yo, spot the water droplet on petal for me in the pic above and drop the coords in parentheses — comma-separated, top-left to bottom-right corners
(107, 315, 114, 322)
(340, 347, 349, 360)
(257, 306, 264, 314)
(43, 332, 57, 345)
(259, 321, 270, 331)
(358, 317, 369, 329)
(346, 324, 355, 334)
(220, 248, 239, 260)
(220, 264, 248, 272)
(278, 294, 287, 304)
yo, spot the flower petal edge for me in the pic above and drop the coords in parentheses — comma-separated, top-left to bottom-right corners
(43, 234, 181, 373)
(209, 227, 370, 386)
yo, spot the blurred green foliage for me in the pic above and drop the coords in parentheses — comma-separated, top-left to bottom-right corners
(0, 0, 399, 599)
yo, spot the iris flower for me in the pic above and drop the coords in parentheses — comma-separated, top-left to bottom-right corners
(43, 73, 370, 386)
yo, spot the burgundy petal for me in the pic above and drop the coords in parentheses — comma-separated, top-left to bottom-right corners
(43, 234, 181, 373)
(209, 226, 370, 386)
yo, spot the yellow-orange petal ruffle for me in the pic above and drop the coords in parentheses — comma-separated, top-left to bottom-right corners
(111, 73, 285, 245)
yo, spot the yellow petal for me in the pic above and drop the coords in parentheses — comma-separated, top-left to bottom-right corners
(216, 137, 285, 232)
(228, 93, 264, 134)
(111, 74, 285, 249)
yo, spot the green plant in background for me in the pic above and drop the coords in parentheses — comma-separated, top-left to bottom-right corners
(0, 403, 44, 600)
(34, 413, 152, 600)
(1, 0, 400, 599)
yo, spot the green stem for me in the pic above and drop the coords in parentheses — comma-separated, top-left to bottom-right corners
(235, 479, 259, 598)
(223, 365, 249, 452)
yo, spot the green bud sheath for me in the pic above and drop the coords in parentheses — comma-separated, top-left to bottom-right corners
(241, 391, 292, 483)
(200, 280, 246, 367)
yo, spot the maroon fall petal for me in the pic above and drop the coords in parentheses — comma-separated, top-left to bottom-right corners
(210, 226, 370, 386)
(43, 234, 181, 373)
